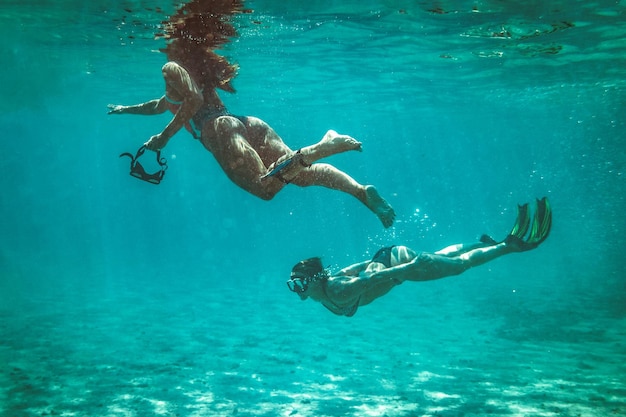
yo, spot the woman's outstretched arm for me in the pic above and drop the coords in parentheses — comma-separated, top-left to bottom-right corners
(336, 261, 371, 277)
(107, 97, 168, 115)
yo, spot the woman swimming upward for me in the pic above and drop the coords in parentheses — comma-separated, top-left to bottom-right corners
(108, 0, 395, 228)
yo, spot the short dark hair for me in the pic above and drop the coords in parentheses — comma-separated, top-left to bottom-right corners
(291, 257, 324, 279)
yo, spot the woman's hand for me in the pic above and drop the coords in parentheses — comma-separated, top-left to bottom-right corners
(144, 133, 169, 151)
(107, 104, 126, 114)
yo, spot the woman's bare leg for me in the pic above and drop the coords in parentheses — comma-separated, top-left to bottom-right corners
(241, 116, 293, 166)
(456, 242, 511, 266)
(380, 242, 511, 284)
(300, 130, 363, 162)
(290, 164, 396, 228)
(242, 119, 360, 168)
(435, 242, 491, 257)
(202, 116, 395, 226)
(202, 118, 361, 201)
(263, 130, 363, 181)
(244, 118, 395, 227)
(201, 116, 286, 200)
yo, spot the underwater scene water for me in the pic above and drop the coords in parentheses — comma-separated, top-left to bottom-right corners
(1, 0, 625, 415)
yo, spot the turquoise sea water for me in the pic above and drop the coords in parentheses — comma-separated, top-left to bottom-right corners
(1, 0, 625, 416)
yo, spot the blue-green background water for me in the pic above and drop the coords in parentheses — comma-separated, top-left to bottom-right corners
(1, 1, 625, 416)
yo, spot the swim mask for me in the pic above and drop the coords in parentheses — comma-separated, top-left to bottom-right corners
(119, 145, 168, 185)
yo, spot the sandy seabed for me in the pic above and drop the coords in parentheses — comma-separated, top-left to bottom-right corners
(1, 278, 625, 417)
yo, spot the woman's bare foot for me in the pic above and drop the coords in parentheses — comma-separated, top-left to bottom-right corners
(300, 130, 362, 164)
(364, 185, 396, 228)
(320, 130, 362, 153)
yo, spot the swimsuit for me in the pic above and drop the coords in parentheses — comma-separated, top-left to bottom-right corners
(165, 95, 230, 140)
(318, 246, 402, 317)
(371, 246, 397, 268)
(321, 282, 360, 317)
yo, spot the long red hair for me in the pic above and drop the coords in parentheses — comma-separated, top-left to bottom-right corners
(157, 0, 245, 93)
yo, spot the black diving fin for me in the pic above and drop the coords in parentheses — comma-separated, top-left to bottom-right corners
(504, 197, 552, 252)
